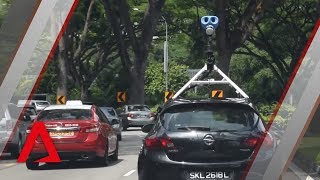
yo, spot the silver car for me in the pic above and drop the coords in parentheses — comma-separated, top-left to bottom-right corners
(120, 105, 155, 130)
(100, 107, 122, 141)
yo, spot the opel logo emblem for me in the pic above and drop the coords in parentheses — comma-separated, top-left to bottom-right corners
(203, 134, 215, 146)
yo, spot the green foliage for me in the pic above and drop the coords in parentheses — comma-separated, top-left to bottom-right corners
(230, 54, 281, 104)
(35, 0, 319, 108)
(258, 102, 295, 129)
(0, 0, 11, 25)
(145, 61, 189, 105)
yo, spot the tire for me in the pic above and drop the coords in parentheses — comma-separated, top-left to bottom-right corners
(97, 141, 109, 166)
(11, 138, 22, 159)
(110, 141, 118, 161)
(123, 126, 128, 131)
(117, 134, 122, 141)
(139, 166, 154, 180)
(26, 159, 39, 170)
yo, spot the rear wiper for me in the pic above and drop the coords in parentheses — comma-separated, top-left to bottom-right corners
(177, 126, 211, 131)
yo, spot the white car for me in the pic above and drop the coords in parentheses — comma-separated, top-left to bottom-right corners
(17, 100, 50, 112)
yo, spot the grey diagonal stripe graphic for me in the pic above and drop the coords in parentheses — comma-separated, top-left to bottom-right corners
(0, 0, 77, 155)
(246, 23, 320, 180)
(0, 0, 40, 85)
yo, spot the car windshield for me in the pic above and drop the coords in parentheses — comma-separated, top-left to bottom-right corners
(128, 105, 150, 112)
(36, 102, 50, 106)
(101, 108, 116, 117)
(161, 104, 259, 132)
(37, 109, 92, 121)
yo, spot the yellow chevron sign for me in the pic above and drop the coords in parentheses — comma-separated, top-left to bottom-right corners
(211, 90, 224, 98)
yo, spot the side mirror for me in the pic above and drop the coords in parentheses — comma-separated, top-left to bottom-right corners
(111, 119, 120, 125)
(24, 113, 31, 121)
(142, 124, 154, 133)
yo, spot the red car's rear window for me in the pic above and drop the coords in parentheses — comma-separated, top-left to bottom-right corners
(37, 109, 92, 121)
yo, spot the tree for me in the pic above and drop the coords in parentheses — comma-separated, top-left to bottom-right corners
(0, 0, 10, 25)
(236, 0, 319, 87)
(101, 0, 165, 104)
(145, 61, 189, 105)
(164, 0, 273, 74)
(55, 0, 118, 100)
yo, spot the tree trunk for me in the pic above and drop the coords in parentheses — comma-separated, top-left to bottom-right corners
(128, 72, 145, 104)
(128, 56, 146, 104)
(216, 0, 232, 75)
(57, 33, 68, 101)
(80, 84, 89, 101)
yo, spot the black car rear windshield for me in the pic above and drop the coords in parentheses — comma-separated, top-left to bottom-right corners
(161, 104, 259, 132)
(37, 109, 92, 121)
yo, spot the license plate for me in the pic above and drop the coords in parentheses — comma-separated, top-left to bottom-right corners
(49, 131, 74, 137)
(188, 171, 233, 180)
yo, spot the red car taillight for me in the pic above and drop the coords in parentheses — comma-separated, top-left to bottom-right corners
(145, 137, 174, 150)
(82, 126, 99, 133)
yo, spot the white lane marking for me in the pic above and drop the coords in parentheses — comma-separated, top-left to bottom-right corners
(123, 169, 136, 177)
(4, 163, 15, 167)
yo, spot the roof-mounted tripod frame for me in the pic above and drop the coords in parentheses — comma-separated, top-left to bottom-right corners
(172, 16, 250, 101)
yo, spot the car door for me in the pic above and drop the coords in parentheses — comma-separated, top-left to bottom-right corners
(96, 107, 117, 153)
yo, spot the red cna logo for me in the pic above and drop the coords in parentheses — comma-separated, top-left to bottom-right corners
(17, 122, 61, 163)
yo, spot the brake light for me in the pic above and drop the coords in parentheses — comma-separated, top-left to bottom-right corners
(25, 125, 33, 134)
(85, 127, 99, 133)
(242, 133, 273, 148)
(149, 113, 155, 118)
(243, 137, 259, 148)
(128, 113, 136, 118)
(145, 137, 174, 149)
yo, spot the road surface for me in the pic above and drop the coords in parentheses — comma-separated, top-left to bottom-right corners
(0, 127, 315, 180)
(0, 128, 144, 180)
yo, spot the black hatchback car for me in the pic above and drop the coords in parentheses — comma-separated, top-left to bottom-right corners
(138, 99, 275, 180)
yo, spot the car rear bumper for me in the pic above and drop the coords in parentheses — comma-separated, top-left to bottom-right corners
(29, 151, 97, 161)
(30, 141, 105, 159)
(128, 119, 154, 126)
(139, 151, 270, 179)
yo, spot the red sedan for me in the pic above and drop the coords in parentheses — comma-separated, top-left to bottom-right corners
(25, 101, 118, 169)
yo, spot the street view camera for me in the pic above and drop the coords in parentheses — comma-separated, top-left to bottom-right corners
(201, 16, 219, 70)
(172, 16, 249, 101)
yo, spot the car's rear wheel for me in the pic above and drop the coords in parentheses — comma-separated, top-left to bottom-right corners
(26, 159, 39, 170)
(11, 138, 22, 159)
(98, 142, 110, 166)
(123, 126, 128, 131)
(110, 141, 118, 161)
(138, 166, 154, 180)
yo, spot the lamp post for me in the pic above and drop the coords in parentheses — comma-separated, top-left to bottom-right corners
(162, 16, 168, 91)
